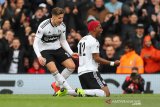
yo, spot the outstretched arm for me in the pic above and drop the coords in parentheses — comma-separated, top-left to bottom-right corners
(92, 53, 120, 66)
(60, 30, 74, 56)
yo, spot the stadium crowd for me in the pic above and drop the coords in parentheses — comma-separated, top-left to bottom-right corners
(0, 0, 160, 74)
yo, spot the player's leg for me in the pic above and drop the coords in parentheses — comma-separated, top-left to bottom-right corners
(78, 72, 110, 97)
(57, 48, 75, 79)
(52, 58, 75, 92)
(61, 58, 75, 79)
(46, 61, 72, 90)
(55, 88, 106, 97)
(52, 48, 75, 90)
(41, 50, 72, 90)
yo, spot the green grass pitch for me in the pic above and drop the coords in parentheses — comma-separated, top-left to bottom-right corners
(0, 94, 160, 107)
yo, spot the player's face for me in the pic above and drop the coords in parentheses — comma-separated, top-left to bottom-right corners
(52, 14, 64, 26)
(95, 24, 103, 37)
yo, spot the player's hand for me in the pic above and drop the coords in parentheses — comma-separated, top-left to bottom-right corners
(114, 60, 120, 65)
(38, 56, 46, 66)
(71, 53, 79, 59)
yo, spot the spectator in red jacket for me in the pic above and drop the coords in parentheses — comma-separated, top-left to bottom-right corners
(27, 59, 45, 74)
(141, 35, 160, 73)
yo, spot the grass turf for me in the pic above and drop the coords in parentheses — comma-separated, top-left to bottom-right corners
(0, 94, 160, 107)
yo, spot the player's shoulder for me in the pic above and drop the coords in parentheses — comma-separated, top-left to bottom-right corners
(59, 22, 66, 30)
(87, 35, 98, 43)
(60, 22, 66, 28)
(39, 19, 50, 29)
(80, 35, 98, 44)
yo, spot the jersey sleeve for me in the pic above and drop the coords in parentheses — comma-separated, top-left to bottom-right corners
(35, 26, 44, 39)
(90, 40, 99, 53)
(59, 24, 73, 55)
(33, 24, 44, 58)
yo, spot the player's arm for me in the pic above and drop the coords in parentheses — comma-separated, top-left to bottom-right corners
(91, 41, 119, 66)
(92, 53, 116, 66)
(60, 27, 78, 58)
(33, 27, 46, 66)
(93, 53, 120, 66)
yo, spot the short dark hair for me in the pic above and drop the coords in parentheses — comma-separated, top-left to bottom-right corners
(132, 67, 138, 71)
(124, 41, 135, 50)
(51, 7, 65, 15)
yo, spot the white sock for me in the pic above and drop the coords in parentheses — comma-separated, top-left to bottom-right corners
(52, 71, 72, 90)
(61, 68, 74, 79)
(56, 68, 74, 86)
(84, 89, 106, 97)
(67, 90, 77, 96)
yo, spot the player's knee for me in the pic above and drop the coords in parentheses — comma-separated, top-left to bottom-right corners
(68, 63, 76, 70)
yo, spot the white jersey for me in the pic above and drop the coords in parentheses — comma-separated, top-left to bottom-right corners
(36, 18, 65, 51)
(33, 18, 73, 57)
(77, 35, 100, 76)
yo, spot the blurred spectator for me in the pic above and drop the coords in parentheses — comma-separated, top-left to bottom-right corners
(1, 19, 12, 33)
(116, 41, 144, 74)
(133, 23, 145, 55)
(12, 10, 28, 45)
(112, 34, 124, 59)
(87, 0, 109, 23)
(141, 35, 160, 73)
(101, 9, 121, 36)
(99, 45, 118, 73)
(7, 38, 27, 74)
(122, 67, 145, 94)
(27, 58, 45, 74)
(122, 13, 138, 42)
(118, 14, 130, 41)
(58, 0, 89, 35)
(1, 0, 16, 20)
(150, 13, 160, 49)
(121, 0, 135, 16)
(5, 30, 14, 47)
(100, 35, 113, 58)
(67, 34, 77, 52)
(146, 0, 159, 17)
(14, 0, 24, 16)
(39, 3, 50, 18)
(27, 32, 36, 67)
(105, 0, 123, 13)
(23, 26, 31, 49)
(30, 7, 45, 32)
(0, 29, 9, 73)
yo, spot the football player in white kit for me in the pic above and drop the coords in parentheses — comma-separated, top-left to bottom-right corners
(33, 7, 78, 93)
(76, 20, 120, 97)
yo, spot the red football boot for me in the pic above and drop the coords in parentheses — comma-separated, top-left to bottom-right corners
(51, 82, 60, 92)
